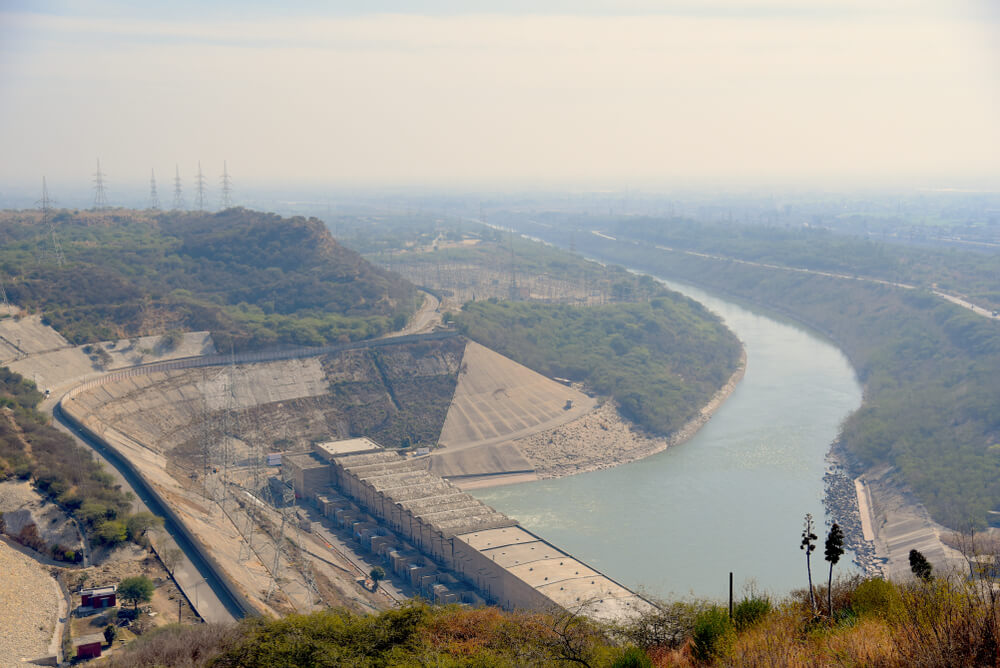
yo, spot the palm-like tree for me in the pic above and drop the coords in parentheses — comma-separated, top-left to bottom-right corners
(800, 514, 818, 615)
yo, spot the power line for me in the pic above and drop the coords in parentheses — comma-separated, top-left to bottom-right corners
(92, 159, 108, 210)
(149, 169, 160, 210)
(172, 165, 186, 211)
(220, 161, 233, 210)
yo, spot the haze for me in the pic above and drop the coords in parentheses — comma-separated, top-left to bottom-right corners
(1, 0, 998, 192)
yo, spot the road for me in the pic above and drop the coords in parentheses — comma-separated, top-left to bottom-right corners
(52, 402, 240, 624)
(388, 289, 441, 337)
(596, 233, 999, 323)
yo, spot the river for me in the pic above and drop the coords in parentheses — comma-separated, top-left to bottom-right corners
(471, 277, 863, 600)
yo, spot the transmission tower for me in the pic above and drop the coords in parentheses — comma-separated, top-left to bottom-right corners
(37, 177, 64, 267)
(148, 169, 160, 210)
(172, 165, 186, 210)
(220, 161, 233, 210)
(508, 227, 518, 299)
(195, 161, 207, 211)
(0, 275, 10, 312)
(92, 159, 108, 210)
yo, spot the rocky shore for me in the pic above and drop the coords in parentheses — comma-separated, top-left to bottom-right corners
(513, 349, 747, 479)
(824, 457, 881, 576)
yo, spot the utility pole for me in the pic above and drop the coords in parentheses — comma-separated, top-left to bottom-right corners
(172, 165, 185, 211)
(92, 160, 108, 210)
(220, 161, 233, 210)
(149, 169, 160, 210)
(195, 161, 207, 211)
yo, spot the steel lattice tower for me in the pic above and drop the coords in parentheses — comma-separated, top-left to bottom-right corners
(172, 165, 186, 210)
(220, 161, 233, 210)
(195, 161, 207, 211)
(92, 160, 108, 210)
(37, 177, 65, 266)
(149, 169, 160, 210)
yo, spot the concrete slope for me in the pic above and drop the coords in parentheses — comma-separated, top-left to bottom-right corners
(432, 341, 596, 479)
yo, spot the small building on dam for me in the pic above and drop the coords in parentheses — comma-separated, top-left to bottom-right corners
(284, 437, 654, 621)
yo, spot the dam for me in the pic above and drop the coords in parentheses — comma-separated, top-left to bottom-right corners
(287, 437, 655, 621)
(56, 332, 655, 620)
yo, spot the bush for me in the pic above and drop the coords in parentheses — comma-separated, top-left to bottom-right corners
(611, 646, 653, 668)
(733, 594, 772, 631)
(852, 578, 903, 620)
(691, 606, 734, 664)
(95, 519, 128, 545)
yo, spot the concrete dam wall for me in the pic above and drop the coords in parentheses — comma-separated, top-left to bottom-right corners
(57, 335, 636, 619)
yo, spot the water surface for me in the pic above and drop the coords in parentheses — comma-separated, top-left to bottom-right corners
(472, 278, 862, 600)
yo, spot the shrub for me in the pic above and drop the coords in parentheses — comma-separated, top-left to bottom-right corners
(95, 519, 128, 545)
(733, 594, 772, 631)
(611, 646, 653, 668)
(691, 606, 735, 664)
(852, 578, 903, 620)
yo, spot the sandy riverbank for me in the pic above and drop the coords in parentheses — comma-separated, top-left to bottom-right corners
(498, 348, 747, 481)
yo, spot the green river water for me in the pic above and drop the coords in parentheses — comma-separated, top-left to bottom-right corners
(471, 277, 863, 601)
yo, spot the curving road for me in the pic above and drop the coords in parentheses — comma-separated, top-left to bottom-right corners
(591, 231, 999, 322)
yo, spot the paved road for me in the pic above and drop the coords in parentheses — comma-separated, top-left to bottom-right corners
(51, 401, 239, 624)
(598, 233, 999, 322)
(386, 289, 441, 337)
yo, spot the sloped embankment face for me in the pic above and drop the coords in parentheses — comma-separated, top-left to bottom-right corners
(321, 337, 465, 448)
(430, 341, 596, 479)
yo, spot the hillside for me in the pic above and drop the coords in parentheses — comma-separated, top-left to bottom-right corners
(454, 298, 742, 437)
(103, 572, 1000, 667)
(0, 208, 417, 350)
(521, 220, 1000, 529)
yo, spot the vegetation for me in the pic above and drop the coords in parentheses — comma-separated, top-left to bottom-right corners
(453, 297, 742, 436)
(825, 523, 845, 616)
(522, 213, 1000, 312)
(0, 208, 417, 350)
(119, 575, 155, 610)
(0, 367, 153, 548)
(319, 337, 465, 449)
(800, 513, 819, 616)
(538, 223, 1000, 529)
(910, 549, 933, 582)
(102, 567, 1000, 667)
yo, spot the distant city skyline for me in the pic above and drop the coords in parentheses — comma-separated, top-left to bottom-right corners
(1, 1, 997, 192)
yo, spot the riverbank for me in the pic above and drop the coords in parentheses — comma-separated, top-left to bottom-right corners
(504, 347, 747, 480)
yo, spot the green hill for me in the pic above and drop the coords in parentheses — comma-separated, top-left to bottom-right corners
(454, 296, 742, 437)
(0, 208, 417, 350)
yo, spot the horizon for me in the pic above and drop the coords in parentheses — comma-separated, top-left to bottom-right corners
(2, 1, 998, 193)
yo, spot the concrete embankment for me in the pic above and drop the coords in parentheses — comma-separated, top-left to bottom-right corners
(467, 347, 747, 486)
(57, 396, 253, 622)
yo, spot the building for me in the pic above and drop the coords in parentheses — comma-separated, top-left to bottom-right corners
(80, 585, 117, 609)
(286, 437, 656, 622)
(75, 633, 105, 659)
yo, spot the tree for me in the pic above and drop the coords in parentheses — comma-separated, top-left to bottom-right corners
(160, 545, 183, 575)
(96, 519, 127, 545)
(125, 511, 163, 543)
(909, 549, 933, 582)
(103, 624, 117, 644)
(369, 566, 386, 591)
(800, 513, 818, 615)
(118, 575, 154, 610)
(824, 523, 845, 616)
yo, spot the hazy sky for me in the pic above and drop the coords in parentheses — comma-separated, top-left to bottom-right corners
(1, 1, 997, 194)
